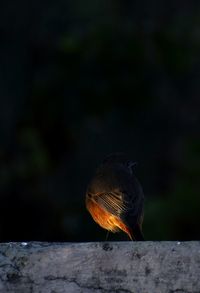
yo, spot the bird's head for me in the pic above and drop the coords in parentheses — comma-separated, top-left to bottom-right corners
(101, 152, 137, 175)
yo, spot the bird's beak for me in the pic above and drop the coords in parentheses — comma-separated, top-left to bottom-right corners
(127, 161, 138, 174)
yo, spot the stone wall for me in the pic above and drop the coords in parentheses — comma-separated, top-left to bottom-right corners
(0, 242, 200, 292)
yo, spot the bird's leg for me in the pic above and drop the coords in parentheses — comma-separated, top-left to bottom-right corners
(105, 231, 110, 241)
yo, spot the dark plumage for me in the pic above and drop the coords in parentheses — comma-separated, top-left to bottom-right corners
(86, 153, 144, 240)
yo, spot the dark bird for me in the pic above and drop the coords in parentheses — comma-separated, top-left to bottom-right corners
(86, 153, 144, 240)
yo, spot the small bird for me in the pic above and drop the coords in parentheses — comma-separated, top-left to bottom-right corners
(86, 153, 144, 240)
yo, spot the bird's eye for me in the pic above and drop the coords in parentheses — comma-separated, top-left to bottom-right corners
(87, 193, 92, 199)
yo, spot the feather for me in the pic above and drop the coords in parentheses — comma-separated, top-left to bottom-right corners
(91, 191, 129, 217)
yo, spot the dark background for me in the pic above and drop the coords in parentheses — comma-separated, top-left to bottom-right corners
(0, 0, 199, 242)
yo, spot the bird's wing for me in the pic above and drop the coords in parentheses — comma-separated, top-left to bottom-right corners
(92, 191, 129, 217)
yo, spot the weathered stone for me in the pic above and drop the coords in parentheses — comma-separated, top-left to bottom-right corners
(0, 242, 200, 293)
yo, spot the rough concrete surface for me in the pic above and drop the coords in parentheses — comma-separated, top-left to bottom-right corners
(0, 242, 200, 293)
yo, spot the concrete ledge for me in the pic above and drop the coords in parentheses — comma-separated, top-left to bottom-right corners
(0, 242, 199, 293)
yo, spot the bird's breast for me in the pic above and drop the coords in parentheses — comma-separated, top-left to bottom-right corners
(86, 197, 130, 235)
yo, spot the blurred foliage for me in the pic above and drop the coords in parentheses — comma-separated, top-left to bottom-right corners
(0, 0, 199, 241)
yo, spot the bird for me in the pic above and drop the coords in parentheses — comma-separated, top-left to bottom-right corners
(85, 153, 144, 241)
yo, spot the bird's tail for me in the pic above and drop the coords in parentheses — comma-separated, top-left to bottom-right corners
(130, 224, 145, 241)
(117, 220, 145, 241)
